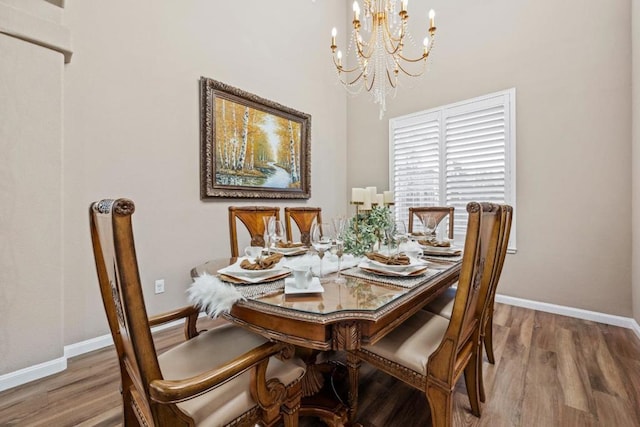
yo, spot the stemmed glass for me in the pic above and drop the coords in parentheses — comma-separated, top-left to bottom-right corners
(393, 220, 408, 257)
(310, 222, 332, 280)
(270, 220, 285, 252)
(331, 217, 347, 284)
(419, 213, 438, 242)
(263, 216, 275, 254)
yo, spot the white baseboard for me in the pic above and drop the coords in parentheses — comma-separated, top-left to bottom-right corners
(0, 314, 206, 393)
(0, 356, 66, 393)
(495, 293, 640, 340)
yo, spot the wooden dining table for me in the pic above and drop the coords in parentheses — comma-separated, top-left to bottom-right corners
(191, 256, 462, 426)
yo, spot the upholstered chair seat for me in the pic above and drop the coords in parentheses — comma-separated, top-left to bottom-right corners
(424, 287, 457, 320)
(159, 323, 306, 426)
(360, 311, 450, 377)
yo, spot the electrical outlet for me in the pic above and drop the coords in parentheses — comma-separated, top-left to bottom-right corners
(154, 279, 165, 294)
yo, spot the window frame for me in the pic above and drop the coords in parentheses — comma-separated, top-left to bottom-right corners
(389, 88, 517, 253)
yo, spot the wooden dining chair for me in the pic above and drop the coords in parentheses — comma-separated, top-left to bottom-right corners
(228, 206, 280, 257)
(423, 204, 513, 402)
(408, 206, 455, 239)
(283, 207, 322, 245)
(90, 198, 304, 427)
(347, 202, 505, 427)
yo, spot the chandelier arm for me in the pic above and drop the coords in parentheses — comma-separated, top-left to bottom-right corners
(333, 57, 364, 74)
(396, 52, 429, 63)
(396, 61, 427, 78)
(386, 69, 398, 88)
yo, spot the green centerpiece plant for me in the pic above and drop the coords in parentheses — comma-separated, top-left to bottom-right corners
(343, 205, 394, 256)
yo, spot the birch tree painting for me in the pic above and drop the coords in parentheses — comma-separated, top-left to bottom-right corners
(201, 77, 310, 199)
(214, 97, 302, 189)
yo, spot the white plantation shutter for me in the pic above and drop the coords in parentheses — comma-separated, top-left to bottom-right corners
(390, 89, 516, 251)
(391, 110, 441, 227)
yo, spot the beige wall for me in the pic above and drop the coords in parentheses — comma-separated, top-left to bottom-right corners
(347, 0, 633, 316)
(0, 0, 67, 373)
(61, 0, 348, 345)
(633, 1, 640, 323)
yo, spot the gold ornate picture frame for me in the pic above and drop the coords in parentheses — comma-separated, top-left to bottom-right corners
(200, 77, 311, 199)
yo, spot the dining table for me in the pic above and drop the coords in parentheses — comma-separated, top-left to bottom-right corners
(190, 253, 462, 426)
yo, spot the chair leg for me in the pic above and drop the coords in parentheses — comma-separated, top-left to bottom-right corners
(346, 352, 361, 423)
(426, 381, 454, 427)
(282, 381, 302, 427)
(478, 349, 486, 403)
(463, 349, 481, 417)
(484, 310, 496, 364)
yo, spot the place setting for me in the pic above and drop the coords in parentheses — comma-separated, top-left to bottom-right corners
(358, 252, 429, 277)
(217, 248, 291, 284)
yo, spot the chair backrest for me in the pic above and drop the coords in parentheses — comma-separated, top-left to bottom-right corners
(228, 206, 280, 257)
(427, 202, 504, 381)
(408, 206, 455, 239)
(89, 199, 161, 417)
(284, 207, 322, 245)
(480, 205, 513, 327)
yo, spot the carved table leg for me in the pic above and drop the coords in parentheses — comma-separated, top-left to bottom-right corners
(346, 352, 361, 423)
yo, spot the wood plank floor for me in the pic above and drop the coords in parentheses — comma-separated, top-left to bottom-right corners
(1, 304, 639, 426)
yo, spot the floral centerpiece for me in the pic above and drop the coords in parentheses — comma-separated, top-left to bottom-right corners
(343, 205, 394, 256)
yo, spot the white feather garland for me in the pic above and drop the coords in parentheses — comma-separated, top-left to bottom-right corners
(187, 274, 245, 318)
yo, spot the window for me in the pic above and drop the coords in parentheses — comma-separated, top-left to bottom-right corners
(389, 88, 516, 252)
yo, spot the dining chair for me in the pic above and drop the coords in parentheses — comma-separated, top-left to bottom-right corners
(283, 207, 322, 245)
(90, 198, 305, 426)
(228, 206, 280, 257)
(347, 202, 505, 427)
(423, 204, 513, 402)
(408, 206, 455, 239)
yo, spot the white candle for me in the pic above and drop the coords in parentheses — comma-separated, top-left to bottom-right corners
(375, 194, 384, 206)
(383, 191, 394, 204)
(429, 9, 435, 28)
(352, 188, 365, 203)
(362, 190, 372, 210)
(366, 186, 377, 202)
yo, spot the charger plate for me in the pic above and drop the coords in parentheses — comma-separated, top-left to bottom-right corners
(219, 270, 291, 285)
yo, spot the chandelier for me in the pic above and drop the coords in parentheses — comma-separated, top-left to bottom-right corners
(330, 0, 437, 119)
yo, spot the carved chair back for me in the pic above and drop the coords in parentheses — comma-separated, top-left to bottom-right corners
(479, 205, 513, 362)
(89, 198, 163, 422)
(408, 206, 455, 239)
(427, 202, 504, 390)
(284, 207, 322, 245)
(228, 206, 280, 257)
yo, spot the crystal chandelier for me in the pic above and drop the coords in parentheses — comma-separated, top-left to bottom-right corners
(330, 0, 437, 119)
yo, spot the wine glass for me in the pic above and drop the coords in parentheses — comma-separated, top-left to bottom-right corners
(270, 220, 285, 252)
(263, 216, 275, 254)
(393, 220, 408, 257)
(331, 217, 347, 284)
(419, 213, 438, 242)
(311, 223, 331, 280)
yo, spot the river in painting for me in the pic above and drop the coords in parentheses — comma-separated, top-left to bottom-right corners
(216, 162, 292, 188)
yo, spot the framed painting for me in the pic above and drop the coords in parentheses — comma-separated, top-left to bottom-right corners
(200, 77, 311, 199)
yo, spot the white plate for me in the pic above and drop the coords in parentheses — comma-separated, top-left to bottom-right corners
(358, 261, 428, 277)
(272, 245, 307, 255)
(284, 277, 324, 294)
(218, 258, 287, 278)
(368, 257, 427, 271)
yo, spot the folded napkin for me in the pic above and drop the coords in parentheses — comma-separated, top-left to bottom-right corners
(365, 252, 411, 265)
(418, 239, 451, 248)
(277, 241, 305, 248)
(240, 253, 284, 270)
